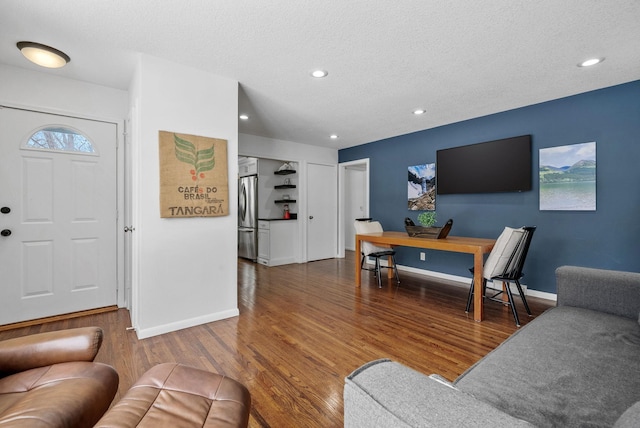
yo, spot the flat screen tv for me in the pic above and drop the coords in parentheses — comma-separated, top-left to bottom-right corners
(436, 135, 532, 194)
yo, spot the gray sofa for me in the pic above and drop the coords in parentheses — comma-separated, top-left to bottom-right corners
(344, 266, 640, 427)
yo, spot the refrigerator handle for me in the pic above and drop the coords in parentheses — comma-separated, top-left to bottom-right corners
(240, 182, 247, 222)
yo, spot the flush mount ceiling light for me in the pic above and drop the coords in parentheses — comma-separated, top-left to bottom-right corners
(239, 114, 249, 120)
(413, 109, 426, 115)
(329, 134, 339, 139)
(311, 69, 328, 78)
(17, 41, 70, 68)
(578, 57, 604, 67)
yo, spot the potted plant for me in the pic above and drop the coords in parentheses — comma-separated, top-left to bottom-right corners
(417, 211, 437, 227)
(405, 211, 453, 239)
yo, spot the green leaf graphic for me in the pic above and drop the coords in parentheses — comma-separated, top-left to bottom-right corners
(174, 134, 196, 164)
(197, 146, 214, 158)
(176, 150, 195, 165)
(174, 134, 215, 175)
(197, 159, 215, 172)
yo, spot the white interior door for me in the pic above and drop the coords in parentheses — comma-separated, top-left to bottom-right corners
(0, 107, 117, 325)
(344, 167, 366, 251)
(307, 163, 337, 261)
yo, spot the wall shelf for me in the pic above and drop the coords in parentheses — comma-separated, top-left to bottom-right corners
(274, 170, 296, 175)
(274, 200, 296, 203)
(274, 184, 296, 189)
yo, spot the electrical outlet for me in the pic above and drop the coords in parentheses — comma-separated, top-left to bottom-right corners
(420, 252, 426, 261)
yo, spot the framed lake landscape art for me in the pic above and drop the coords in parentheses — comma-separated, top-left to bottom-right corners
(539, 142, 596, 211)
(408, 163, 435, 210)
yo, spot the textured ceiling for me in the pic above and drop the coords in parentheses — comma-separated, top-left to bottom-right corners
(1, 1, 639, 149)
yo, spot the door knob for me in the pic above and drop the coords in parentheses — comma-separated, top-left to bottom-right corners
(309, 215, 314, 219)
(1, 229, 11, 237)
(0, 207, 9, 214)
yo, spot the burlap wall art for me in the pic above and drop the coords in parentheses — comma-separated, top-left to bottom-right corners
(159, 131, 229, 218)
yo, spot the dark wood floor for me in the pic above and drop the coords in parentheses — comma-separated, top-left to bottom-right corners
(0, 252, 553, 427)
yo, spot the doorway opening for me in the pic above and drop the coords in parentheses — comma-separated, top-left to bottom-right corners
(338, 158, 370, 258)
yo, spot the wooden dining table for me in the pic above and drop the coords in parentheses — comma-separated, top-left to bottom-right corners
(355, 231, 496, 321)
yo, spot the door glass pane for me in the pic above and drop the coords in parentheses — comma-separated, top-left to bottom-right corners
(25, 127, 96, 154)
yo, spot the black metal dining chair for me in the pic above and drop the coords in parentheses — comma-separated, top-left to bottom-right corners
(354, 220, 400, 288)
(465, 226, 536, 326)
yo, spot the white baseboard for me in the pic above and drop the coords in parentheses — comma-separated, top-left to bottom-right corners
(367, 259, 557, 302)
(135, 308, 240, 339)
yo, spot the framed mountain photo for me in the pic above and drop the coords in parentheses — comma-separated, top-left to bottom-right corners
(539, 142, 596, 211)
(408, 163, 436, 211)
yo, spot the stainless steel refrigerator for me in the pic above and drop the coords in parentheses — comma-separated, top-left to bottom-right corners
(238, 175, 258, 261)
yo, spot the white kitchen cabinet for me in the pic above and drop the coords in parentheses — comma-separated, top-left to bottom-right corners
(238, 157, 258, 177)
(257, 220, 297, 266)
(257, 221, 270, 264)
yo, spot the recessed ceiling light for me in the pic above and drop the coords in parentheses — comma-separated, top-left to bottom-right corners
(330, 134, 339, 139)
(311, 69, 328, 78)
(413, 109, 426, 115)
(578, 58, 604, 67)
(239, 114, 249, 120)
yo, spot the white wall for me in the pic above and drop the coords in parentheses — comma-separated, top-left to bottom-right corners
(239, 133, 337, 164)
(0, 64, 128, 120)
(130, 54, 239, 339)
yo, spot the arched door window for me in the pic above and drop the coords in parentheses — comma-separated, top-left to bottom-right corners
(24, 126, 97, 154)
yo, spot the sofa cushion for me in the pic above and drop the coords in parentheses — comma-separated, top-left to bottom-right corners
(345, 359, 533, 427)
(614, 401, 640, 428)
(556, 266, 640, 319)
(94, 363, 250, 428)
(0, 327, 104, 377)
(0, 361, 118, 427)
(455, 306, 640, 427)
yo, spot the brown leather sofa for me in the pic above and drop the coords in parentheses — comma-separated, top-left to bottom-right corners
(0, 327, 251, 427)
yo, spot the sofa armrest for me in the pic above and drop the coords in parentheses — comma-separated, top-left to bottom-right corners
(0, 327, 103, 375)
(556, 266, 640, 319)
(344, 359, 534, 428)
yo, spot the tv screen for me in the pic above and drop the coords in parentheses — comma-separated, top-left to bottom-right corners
(436, 135, 532, 194)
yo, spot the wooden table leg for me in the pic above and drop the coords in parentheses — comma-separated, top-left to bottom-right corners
(387, 255, 393, 278)
(502, 281, 509, 303)
(473, 249, 484, 322)
(355, 235, 362, 287)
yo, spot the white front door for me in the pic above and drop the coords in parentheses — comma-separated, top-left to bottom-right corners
(0, 107, 117, 325)
(307, 163, 337, 261)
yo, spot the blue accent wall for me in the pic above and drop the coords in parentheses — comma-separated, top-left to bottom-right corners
(339, 81, 640, 293)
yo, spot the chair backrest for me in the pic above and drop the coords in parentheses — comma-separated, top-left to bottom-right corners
(483, 226, 536, 280)
(501, 226, 536, 280)
(483, 227, 524, 279)
(353, 220, 389, 256)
